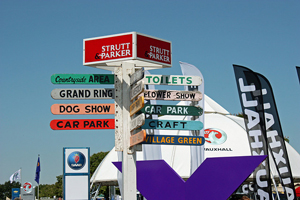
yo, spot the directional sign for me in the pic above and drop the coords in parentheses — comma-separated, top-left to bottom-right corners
(130, 113, 145, 131)
(51, 88, 114, 100)
(142, 135, 205, 146)
(51, 103, 115, 115)
(141, 104, 203, 116)
(142, 119, 203, 130)
(50, 119, 115, 130)
(51, 74, 114, 84)
(143, 90, 202, 101)
(130, 96, 144, 116)
(130, 130, 146, 147)
(130, 80, 144, 100)
(130, 68, 144, 86)
(144, 75, 202, 86)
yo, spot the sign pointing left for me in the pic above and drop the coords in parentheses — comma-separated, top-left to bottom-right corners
(50, 119, 115, 130)
(51, 88, 115, 100)
(51, 74, 114, 84)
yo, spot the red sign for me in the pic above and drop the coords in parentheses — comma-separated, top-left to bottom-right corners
(50, 119, 115, 130)
(84, 32, 171, 68)
(137, 34, 171, 66)
(84, 33, 133, 64)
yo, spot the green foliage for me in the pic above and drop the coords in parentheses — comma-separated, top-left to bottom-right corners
(90, 151, 109, 176)
(1, 151, 109, 199)
(38, 151, 109, 198)
(0, 181, 21, 199)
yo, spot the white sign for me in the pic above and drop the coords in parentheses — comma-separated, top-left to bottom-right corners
(130, 113, 145, 131)
(144, 75, 202, 86)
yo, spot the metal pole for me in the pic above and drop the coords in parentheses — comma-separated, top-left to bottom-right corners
(121, 62, 137, 200)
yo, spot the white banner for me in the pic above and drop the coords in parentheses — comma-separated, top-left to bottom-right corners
(180, 61, 205, 174)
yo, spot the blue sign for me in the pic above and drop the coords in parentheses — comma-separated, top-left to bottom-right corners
(67, 151, 86, 170)
(142, 135, 205, 146)
(142, 119, 203, 130)
(12, 188, 20, 200)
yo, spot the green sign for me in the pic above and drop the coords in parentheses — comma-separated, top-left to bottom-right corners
(141, 104, 203, 116)
(51, 74, 114, 84)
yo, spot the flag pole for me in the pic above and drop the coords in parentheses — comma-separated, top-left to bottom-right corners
(20, 167, 22, 185)
(37, 154, 40, 200)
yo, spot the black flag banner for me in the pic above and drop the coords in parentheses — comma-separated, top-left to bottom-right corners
(256, 72, 296, 200)
(296, 66, 300, 84)
(233, 65, 272, 199)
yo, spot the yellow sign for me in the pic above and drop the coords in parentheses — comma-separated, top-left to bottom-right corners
(130, 96, 144, 116)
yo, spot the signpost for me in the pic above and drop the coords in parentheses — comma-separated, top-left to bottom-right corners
(50, 119, 115, 130)
(142, 135, 205, 146)
(144, 75, 202, 86)
(130, 96, 144, 116)
(51, 74, 114, 84)
(51, 88, 114, 100)
(143, 90, 202, 101)
(51, 103, 114, 115)
(142, 119, 203, 130)
(49, 32, 207, 200)
(141, 104, 203, 116)
(130, 130, 146, 147)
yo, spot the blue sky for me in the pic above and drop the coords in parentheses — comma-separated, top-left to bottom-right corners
(1, 1, 299, 185)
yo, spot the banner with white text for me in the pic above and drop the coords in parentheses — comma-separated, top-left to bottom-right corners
(233, 65, 272, 200)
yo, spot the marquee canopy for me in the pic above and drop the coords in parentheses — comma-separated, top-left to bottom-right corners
(91, 95, 300, 185)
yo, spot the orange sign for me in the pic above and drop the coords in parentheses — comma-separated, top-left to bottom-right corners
(130, 130, 146, 147)
(51, 104, 114, 115)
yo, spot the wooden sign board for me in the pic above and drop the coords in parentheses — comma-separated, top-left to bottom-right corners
(142, 104, 203, 116)
(142, 135, 205, 146)
(50, 119, 115, 130)
(130, 113, 145, 131)
(51, 88, 114, 100)
(130, 80, 144, 100)
(130, 130, 146, 147)
(142, 119, 203, 130)
(130, 96, 144, 116)
(130, 68, 144, 86)
(51, 104, 115, 115)
(144, 75, 202, 86)
(143, 90, 202, 101)
(51, 74, 114, 84)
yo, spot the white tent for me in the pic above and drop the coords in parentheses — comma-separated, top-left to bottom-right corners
(91, 95, 300, 185)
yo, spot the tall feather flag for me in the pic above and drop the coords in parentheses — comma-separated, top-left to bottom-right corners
(233, 65, 272, 199)
(10, 169, 21, 183)
(256, 72, 296, 200)
(35, 156, 41, 184)
(180, 61, 204, 174)
(296, 66, 300, 84)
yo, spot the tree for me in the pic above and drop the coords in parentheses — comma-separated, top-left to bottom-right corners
(38, 151, 109, 199)
(0, 181, 21, 199)
(90, 151, 109, 176)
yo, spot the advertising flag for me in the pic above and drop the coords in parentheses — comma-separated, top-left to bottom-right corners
(35, 157, 41, 184)
(180, 62, 204, 174)
(256, 72, 296, 199)
(233, 65, 272, 199)
(10, 169, 21, 183)
(296, 66, 300, 84)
